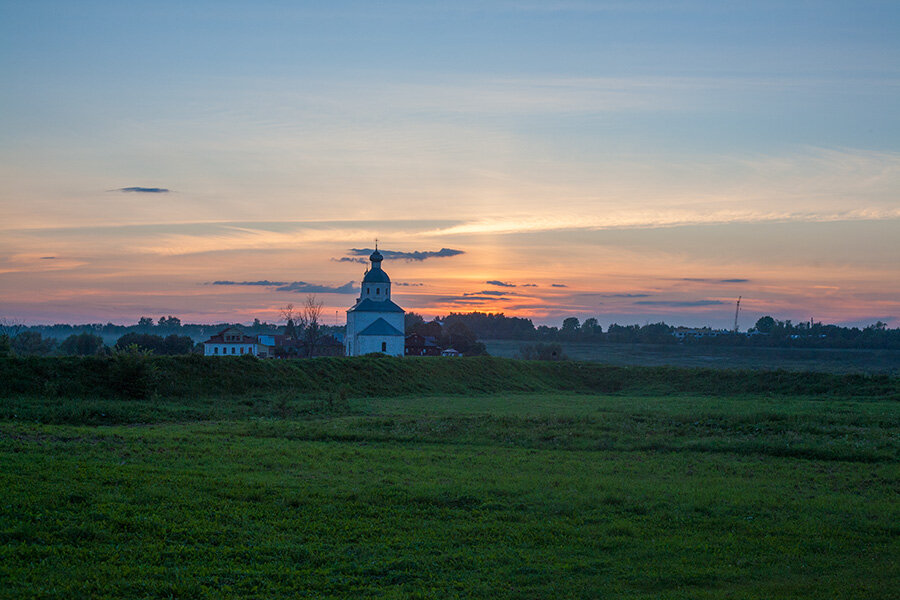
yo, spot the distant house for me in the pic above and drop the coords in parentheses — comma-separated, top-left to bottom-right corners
(203, 327, 257, 356)
(441, 348, 461, 357)
(315, 334, 345, 357)
(405, 333, 440, 356)
(256, 334, 287, 358)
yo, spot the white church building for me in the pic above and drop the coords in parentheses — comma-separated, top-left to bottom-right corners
(344, 247, 405, 356)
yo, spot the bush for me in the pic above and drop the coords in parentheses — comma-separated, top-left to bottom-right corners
(109, 345, 158, 399)
(518, 343, 567, 361)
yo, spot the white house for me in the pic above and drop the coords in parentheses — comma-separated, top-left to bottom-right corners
(203, 327, 258, 356)
(344, 247, 405, 356)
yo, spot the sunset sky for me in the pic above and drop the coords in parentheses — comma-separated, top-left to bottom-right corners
(2, 1, 898, 329)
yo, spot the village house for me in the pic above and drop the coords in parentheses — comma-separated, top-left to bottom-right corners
(404, 333, 440, 356)
(203, 327, 258, 356)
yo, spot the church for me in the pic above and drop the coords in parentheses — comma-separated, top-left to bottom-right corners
(344, 247, 405, 356)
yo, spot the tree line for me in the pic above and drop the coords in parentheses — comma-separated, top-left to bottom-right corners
(4, 310, 899, 357)
(0, 330, 199, 357)
(421, 312, 900, 350)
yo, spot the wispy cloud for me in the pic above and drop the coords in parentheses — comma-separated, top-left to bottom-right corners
(432, 295, 509, 304)
(211, 280, 356, 294)
(464, 290, 515, 297)
(348, 248, 464, 261)
(276, 281, 356, 294)
(486, 280, 516, 287)
(604, 293, 651, 298)
(634, 300, 725, 307)
(213, 280, 286, 286)
(115, 187, 170, 193)
(332, 257, 368, 264)
(681, 278, 749, 284)
(394, 282, 424, 287)
(551, 283, 568, 288)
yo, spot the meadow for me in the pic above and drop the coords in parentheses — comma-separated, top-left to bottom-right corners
(0, 357, 898, 598)
(485, 339, 900, 374)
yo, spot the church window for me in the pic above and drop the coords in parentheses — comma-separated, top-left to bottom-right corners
(382, 342, 387, 352)
(214, 347, 218, 354)
(376, 287, 380, 295)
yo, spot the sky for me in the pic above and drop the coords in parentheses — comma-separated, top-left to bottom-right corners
(1, 0, 899, 329)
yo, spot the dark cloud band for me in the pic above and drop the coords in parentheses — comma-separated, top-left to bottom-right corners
(212, 280, 355, 294)
(634, 300, 725, 307)
(348, 247, 464, 261)
(116, 187, 170, 193)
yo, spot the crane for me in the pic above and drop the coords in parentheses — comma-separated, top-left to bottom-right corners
(733, 296, 742, 333)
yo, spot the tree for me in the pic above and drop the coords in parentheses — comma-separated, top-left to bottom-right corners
(442, 321, 479, 354)
(11, 331, 57, 356)
(115, 332, 166, 354)
(0, 318, 19, 358)
(561, 317, 581, 340)
(163, 334, 194, 355)
(562, 317, 580, 331)
(60, 332, 106, 355)
(754, 316, 776, 333)
(137, 317, 154, 328)
(0, 318, 24, 339)
(417, 319, 443, 339)
(298, 294, 324, 357)
(582, 318, 601, 335)
(157, 316, 181, 329)
(405, 312, 425, 335)
(281, 304, 297, 339)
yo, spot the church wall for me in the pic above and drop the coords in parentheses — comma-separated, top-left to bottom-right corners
(356, 335, 404, 356)
(345, 311, 404, 356)
(361, 282, 391, 300)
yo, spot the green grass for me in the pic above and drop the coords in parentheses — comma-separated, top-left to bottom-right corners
(484, 339, 900, 374)
(1, 386, 898, 599)
(2, 355, 897, 405)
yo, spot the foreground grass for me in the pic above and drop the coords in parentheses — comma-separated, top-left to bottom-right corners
(1, 392, 898, 599)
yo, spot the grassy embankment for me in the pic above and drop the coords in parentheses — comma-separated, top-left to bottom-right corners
(1, 356, 898, 598)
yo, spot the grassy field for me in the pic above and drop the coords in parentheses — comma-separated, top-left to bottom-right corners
(1, 369, 898, 598)
(485, 340, 900, 374)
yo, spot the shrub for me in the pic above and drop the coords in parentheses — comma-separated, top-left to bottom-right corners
(109, 345, 158, 400)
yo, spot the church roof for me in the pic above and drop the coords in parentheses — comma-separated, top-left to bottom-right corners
(362, 267, 390, 283)
(357, 317, 404, 337)
(348, 297, 405, 313)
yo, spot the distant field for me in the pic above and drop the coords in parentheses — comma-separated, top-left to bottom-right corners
(1, 383, 897, 598)
(485, 339, 900, 374)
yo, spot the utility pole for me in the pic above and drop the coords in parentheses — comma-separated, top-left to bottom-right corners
(733, 296, 742, 333)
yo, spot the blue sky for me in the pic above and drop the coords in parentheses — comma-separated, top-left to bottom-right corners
(1, 1, 898, 327)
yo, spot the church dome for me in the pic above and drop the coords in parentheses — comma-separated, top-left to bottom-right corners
(363, 268, 391, 283)
(362, 245, 389, 282)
